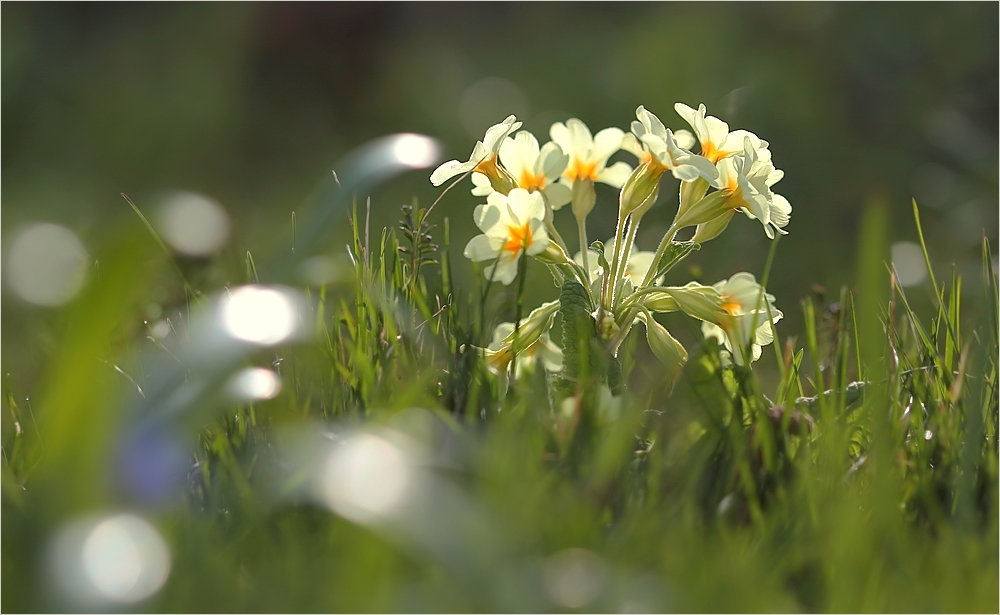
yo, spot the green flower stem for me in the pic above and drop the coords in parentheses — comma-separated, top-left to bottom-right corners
(611, 214, 641, 310)
(543, 219, 594, 302)
(615, 285, 675, 315)
(608, 305, 639, 356)
(545, 219, 575, 265)
(639, 222, 679, 289)
(608, 221, 679, 354)
(577, 216, 590, 285)
(546, 263, 565, 286)
(542, 239, 593, 295)
(509, 251, 530, 383)
(604, 209, 629, 312)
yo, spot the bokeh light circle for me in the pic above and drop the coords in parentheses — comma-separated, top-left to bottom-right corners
(391, 133, 440, 168)
(228, 367, 282, 401)
(891, 241, 928, 287)
(319, 433, 410, 523)
(157, 191, 230, 257)
(6, 222, 89, 306)
(220, 285, 298, 345)
(543, 548, 609, 609)
(49, 513, 172, 608)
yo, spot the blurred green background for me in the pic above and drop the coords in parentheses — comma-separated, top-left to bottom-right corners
(3, 1, 997, 391)
(2, 5, 998, 613)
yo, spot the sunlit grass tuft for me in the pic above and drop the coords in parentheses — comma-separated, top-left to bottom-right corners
(1, 198, 996, 613)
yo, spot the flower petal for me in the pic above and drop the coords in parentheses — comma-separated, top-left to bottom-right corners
(673, 129, 696, 150)
(513, 130, 540, 162)
(464, 234, 502, 261)
(673, 102, 699, 130)
(491, 322, 516, 348)
(498, 137, 526, 179)
(670, 163, 705, 183)
(543, 182, 572, 210)
(487, 254, 520, 285)
(471, 172, 494, 196)
(549, 121, 572, 154)
(625, 250, 656, 284)
(720, 129, 764, 158)
(538, 336, 564, 372)
(525, 219, 550, 255)
(592, 127, 625, 162)
(506, 188, 546, 222)
(703, 115, 730, 151)
(430, 159, 472, 186)
(644, 109, 667, 140)
(486, 191, 513, 223)
(596, 161, 633, 188)
(482, 116, 521, 152)
(701, 320, 729, 349)
(566, 118, 594, 154)
(474, 203, 501, 231)
(538, 141, 569, 178)
(769, 193, 792, 231)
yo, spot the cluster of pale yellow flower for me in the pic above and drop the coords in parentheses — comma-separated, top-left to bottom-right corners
(429, 103, 790, 382)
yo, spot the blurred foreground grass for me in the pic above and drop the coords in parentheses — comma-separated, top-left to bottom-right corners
(2, 166, 997, 611)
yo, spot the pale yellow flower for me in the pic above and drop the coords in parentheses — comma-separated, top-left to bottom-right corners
(463, 189, 550, 285)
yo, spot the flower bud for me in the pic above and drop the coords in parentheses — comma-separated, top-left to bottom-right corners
(571, 178, 597, 221)
(673, 190, 730, 229)
(650, 283, 726, 322)
(533, 242, 571, 265)
(482, 346, 514, 376)
(619, 161, 665, 219)
(597, 311, 620, 341)
(640, 291, 679, 313)
(641, 314, 688, 383)
(692, 210, 735, 243)
(679, 177, 710, 211)
(482, 301, 562, 376)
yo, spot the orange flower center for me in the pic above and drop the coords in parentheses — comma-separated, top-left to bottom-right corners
(566, 158, 599, 182)
(503, 222, 532, 255)
(701, 140, 721, 164)
(721, 174, 746, 211)
(519, 169, 547, 192)
(720, 297, 742, 316)
(474, 154, 516, 194)
(474, 154, 498, 175)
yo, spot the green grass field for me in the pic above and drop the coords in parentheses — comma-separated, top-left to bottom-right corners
(2, 132, 997, 613)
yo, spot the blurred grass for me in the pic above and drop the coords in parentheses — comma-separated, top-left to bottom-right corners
(2, 188, 997, 611)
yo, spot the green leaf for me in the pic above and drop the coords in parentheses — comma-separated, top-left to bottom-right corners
(554, 279, 623, 396)
(675, 338, 732, 428)
(557, 279, 595, 386)
(590, 240, 610, 273)
(654, 241, 700, 280)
